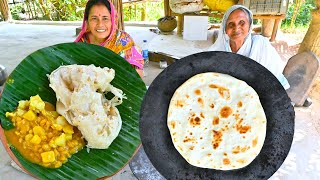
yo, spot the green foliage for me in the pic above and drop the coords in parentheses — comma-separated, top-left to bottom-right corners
(209, 16, 222, 23)
(50, 0, 87, 20)
(9, 0, 86, 21)
(6, 0, 317, 26)
(123, 1, 164, 21)
(281, 1, 316, 29)
(9, 3, 25, 20)
(9, 0, 163, 21)
(146, 1, 164, 21)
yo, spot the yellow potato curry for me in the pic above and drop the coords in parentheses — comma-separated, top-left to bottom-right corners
(5, 95, 85, 168)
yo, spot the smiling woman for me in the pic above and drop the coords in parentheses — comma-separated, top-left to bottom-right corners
(86, 2, 112, 45)
(75, 0, 144, 77)
(207, 5, 290, 90)
(225, 9, 250, 53)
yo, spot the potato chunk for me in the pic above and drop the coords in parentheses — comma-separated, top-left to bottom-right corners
(55, 133, 66, 146)
(41, 151, 56, 163)
(23, 110, 36, 121)
(29, 95, 45, 111)
(33, 126, 45, 136)
(30, 135, 41, 144)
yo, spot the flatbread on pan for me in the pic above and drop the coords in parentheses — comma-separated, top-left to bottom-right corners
(167, 72, 267, 170)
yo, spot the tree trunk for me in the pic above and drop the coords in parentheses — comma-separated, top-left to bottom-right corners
(129, 5, 132, 21)
(290, 0, 304, 29)
(111, 0, 124, 31)
(141, 3, 146, 21)
(298, 0, 320, 57)
(0, 0, 12, 21)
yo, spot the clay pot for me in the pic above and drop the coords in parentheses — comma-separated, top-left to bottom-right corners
(157, 16, 177, 32)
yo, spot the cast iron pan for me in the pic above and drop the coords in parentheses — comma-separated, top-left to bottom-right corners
(139, 51, 295, 180)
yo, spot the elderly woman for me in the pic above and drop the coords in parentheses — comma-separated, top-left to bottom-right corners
(208, 5, 290, 89)
(75, 0, 144, 77)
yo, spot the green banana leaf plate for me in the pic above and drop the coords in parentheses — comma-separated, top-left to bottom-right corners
(0, 42, 146, 179)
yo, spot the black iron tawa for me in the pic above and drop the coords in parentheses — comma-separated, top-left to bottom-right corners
(139, 51, 295, 180)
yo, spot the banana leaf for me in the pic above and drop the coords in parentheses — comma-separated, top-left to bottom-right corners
(0, 42, 146, 179)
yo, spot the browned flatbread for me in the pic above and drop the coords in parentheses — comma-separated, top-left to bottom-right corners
(167, 72, 266, 170)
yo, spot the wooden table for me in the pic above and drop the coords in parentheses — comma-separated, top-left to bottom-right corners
(172, 12, 285, 42)
(163, 0, 286, 42)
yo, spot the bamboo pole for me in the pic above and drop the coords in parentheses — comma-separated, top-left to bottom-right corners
(26, 0, 35, 19)
(134, 4, 137, 21)
(164, 0, 171, 16)
(0, 0, 12, 21)
(118, 0, 124, 31)
(290, 0, 304, 29)
(129, 5, 132, 21)
(38, 0, 52, 20)
(32, 0, 38, 18)
(177, 14, 184, 36)
(141, 2, 146, 21)
(25, 1, 33, 19)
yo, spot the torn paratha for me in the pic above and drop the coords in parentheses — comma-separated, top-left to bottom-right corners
(49, 64, 124, 149)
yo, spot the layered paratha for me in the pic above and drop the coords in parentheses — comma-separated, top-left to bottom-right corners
(49, 65, 125, 149)
(167, 72, 266, 170)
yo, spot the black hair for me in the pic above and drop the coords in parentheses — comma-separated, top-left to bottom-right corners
(84, 0, 111, 20)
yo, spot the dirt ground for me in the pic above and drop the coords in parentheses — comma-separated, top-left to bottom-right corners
(273, 30, 320, 100)
(274, 30, 320, 133)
